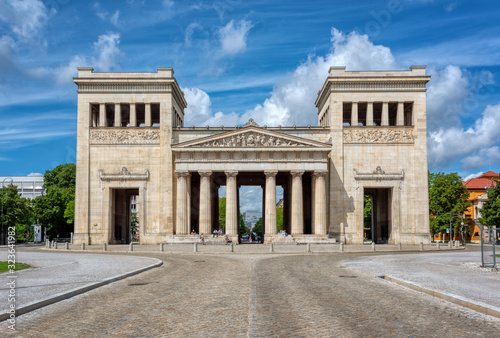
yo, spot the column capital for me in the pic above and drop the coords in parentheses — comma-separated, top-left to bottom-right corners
(175, 170, 189, 177)
(291, 170, 304, 177)
(199, 171, 212, 178)
(224, 171, 238, 178)
(264, 171, 278, 177)
(312, 171, 328, 177)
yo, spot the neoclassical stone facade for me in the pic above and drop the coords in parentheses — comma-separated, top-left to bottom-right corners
(73, 66, 431, 245)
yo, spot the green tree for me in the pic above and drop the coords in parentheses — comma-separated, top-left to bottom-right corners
(239, 212, 249, 235)
(33, 163, 76, 239)
(218, 197, 226, 229)
(428, 171, 470, 236)
(1, 186, 32, 244)
(276, 205, 283, 232)
(481, 184, 500, 227)
(364, 195, 372, 228)
(253, 217, 263, 235)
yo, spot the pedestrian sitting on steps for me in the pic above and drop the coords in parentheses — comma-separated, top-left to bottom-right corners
(225, 235, 231, 245)
(200, 233, 205, 244)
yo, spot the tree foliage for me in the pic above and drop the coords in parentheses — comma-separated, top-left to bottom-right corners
(253, 217, 263, 235)
(1, 186, 32, 243)
(364, 195, 372, 229)
(481, 184, 500, 227)
(276, 205, 283, 232)
(428, 171, 470, 235)
(33, 163, 76, 238)
(239, 212, 249, 235)
(218, 197, 226, 229)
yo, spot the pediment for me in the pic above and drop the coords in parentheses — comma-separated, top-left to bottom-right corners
(173, 126, 330, 149)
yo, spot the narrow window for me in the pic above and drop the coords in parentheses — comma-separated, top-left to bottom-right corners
(388, 102, 397, 126)
(373, 103, 382, 126)
(90, 104, 99, 127)
(358, 103, 367, 126)
(404, 102, 413, 126)
(121, 104, 130, 127)
(151, 103, 160, 127)
(105, 104, 115, 127)
(342, 102, 352, 126)
(136, 104, 145, 127)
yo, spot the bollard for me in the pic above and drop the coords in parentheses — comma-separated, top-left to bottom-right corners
(270, 243, 274, 253)
(231, 243, 234, 252)
(448, 241, 452, 248)
(45, 240, 49, 248)
(372, 242, 376, 251)
(55, 242, 58, 249)
(437, 242, 440, 250)
(129, 243, 134, 252)
(307, 243, 311, 252)
(420, 242, 424, 250)
(398, 243, 402, 251)
(81, 243, 85, 250)
(103, 243, 107, 251)
(70, 232, 74, 245)
(340, 243, 344, 252)
(51, 240, 55, 248)
(160, 243, 164, 252)
(194, 242, 198, 253)
(455, 240, 460, 248)
(65, 242, 69, 250)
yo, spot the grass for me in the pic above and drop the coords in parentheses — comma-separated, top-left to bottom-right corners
(0, 261, 31, 273)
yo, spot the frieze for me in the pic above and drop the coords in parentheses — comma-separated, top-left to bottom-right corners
(343, 127, 414, 144)
(332, 81, 427, 91)
(354, 166, 404, 181)
(100, 167, 150, 181)
(78, 82, 171, 93)
(90, 129, 160, 145)
(196, 132, 307, 148)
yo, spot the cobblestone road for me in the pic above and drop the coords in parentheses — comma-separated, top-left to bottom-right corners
(3, 252, 500, 337)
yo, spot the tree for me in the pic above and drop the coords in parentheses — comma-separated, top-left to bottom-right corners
(253, 217, 263, 235)
(1, 186, 32, 243)
(218, 197, 226, 229)
(428, 171, 470, 236)
(33, 163, 76, 238)
(481, 184, 500, 227)
(239, 212, 249, 235)
(276, 205, 283, 232)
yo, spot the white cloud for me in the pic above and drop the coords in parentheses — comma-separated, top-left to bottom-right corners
(93, 3, 120, 27)
(218, 19, 253, 56)
(93, 33, 122, 71)
(0, 0, 51, 41)
(110, 10, 120, 27)
(463, 172, 483, 182)
(184, 22, 202, 47)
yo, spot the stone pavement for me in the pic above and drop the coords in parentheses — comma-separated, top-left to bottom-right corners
(2, 246, 500, 337)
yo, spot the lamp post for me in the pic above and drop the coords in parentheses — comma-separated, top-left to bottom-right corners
(1, 178, 14, 245)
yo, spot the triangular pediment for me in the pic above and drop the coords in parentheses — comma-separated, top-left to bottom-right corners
(174, 126, 330, 149)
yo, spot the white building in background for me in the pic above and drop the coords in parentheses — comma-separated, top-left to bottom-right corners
(0, 175, 45, 199)
(243, 210, 262, 231)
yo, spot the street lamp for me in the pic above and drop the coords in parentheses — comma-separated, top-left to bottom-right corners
(1, 177, 14, 245)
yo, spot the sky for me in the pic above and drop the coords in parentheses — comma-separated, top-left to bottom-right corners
(1, 0, 500, 211)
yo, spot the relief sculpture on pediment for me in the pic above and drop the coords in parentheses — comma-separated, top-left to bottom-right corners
(199, 132, 304, 148)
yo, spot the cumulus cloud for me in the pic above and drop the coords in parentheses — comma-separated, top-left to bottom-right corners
(0, 0, 51, 41)
(218, 19, 253, 56)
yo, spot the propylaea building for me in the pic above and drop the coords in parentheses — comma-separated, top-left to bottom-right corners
(73, 66, 431, 245)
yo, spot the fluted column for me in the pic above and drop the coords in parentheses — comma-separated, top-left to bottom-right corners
(114, 103, 121, 127)
(351, 102, 358, 127)
(264, 171, 277, 235)
(366, 102, 373, 126)
(291, 170, 304, 235)
(396, 102, 404, 126)
(130, 103, 137, 127)
(187, 173, 191, 233)
(145, 103, 152, 127)
(99, 103, 106, 127)
(225, 171, 238, 235)
(313, 171, 327, 235)
(381, 102, 389, 126)
(199, 171, 212, 236)
(175, 171, 188, 235)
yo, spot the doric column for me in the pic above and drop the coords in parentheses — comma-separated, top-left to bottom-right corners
(130, 103, 137, 127)
(187, 173, 191, 233)
(114, 103, 121, 127)
(313, 171, 327, 235)
(264, 171, 278, 235)
(145, 103, 152, 127)
(225, 171, 238, 235)
(291, 170, 304, 235)
(99, 103, 106, 127)
(381, 102, 389, 126)
(396, 102, 404, 126)
(175, 171, 188, 235)
(351, 102, 358, 127)
(311, 173, 316, 235)
(199, 171, 212, 236)
(366, 102, 373, 126)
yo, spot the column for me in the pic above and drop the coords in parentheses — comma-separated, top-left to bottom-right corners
(351, 102, 358, 127)
(130, 103, 137, 127)
(225, 171, 238, 235)
(366, 102, 373, 126)
(145, 103, 152, 127)
(313, 172, 327, 235)
(396, 102, 404, 126)
(187, 173, 191, 233)
(175, 172, 188, 235)
(291, 170, 304, 235)
(265, 171, 277, 235)
(99, 103, 106, 127)
(199, 171, 212, 236)
(311, 173, 316, 235)
(114, 103, 121, 127)
(381, 102, 389, 126)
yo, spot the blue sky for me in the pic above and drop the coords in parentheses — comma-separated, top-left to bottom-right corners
(1, 0, 499, 186)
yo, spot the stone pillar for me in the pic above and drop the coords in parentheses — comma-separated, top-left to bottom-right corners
(313, 171, 327, 235)
(381, 102, 389, 126)
(199, 171, 212, 236)
(99, 103, 106, 127)
(145, 103, 152, 127)
(397, 102, 404, 126)
(187, 173, 191, 233)
(291, 170, 304, 235)
(351, 102, 358, 127)
(176, 171, 189, 235)
(311, 174, 316, 235)
(366, 102, 373, 126)
(225, 171, 238, 235)
(264, 171, 277, 235)
(114, 103, 121, 127)
(130, 103, 137, 127)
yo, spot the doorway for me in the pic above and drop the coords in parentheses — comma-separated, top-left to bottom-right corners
(111, 188, 139, 244)
(364, 188, 392, 244)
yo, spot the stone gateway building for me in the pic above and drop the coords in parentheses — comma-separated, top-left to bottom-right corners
(73, 66, 431, 245)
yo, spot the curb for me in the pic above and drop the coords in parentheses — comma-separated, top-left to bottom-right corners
(381, 275, 500, 319)
(0, 258, 163, 321)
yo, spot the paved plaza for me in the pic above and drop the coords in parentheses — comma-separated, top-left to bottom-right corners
(2, 246, 500, 337)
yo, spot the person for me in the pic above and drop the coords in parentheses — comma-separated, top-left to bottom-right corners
(213, 229, 217, 238)
(200, 233, 205, 244)
(284, 230, 288, 236)
(191, 229, 196, 235)
(225, 235, 231, 245)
